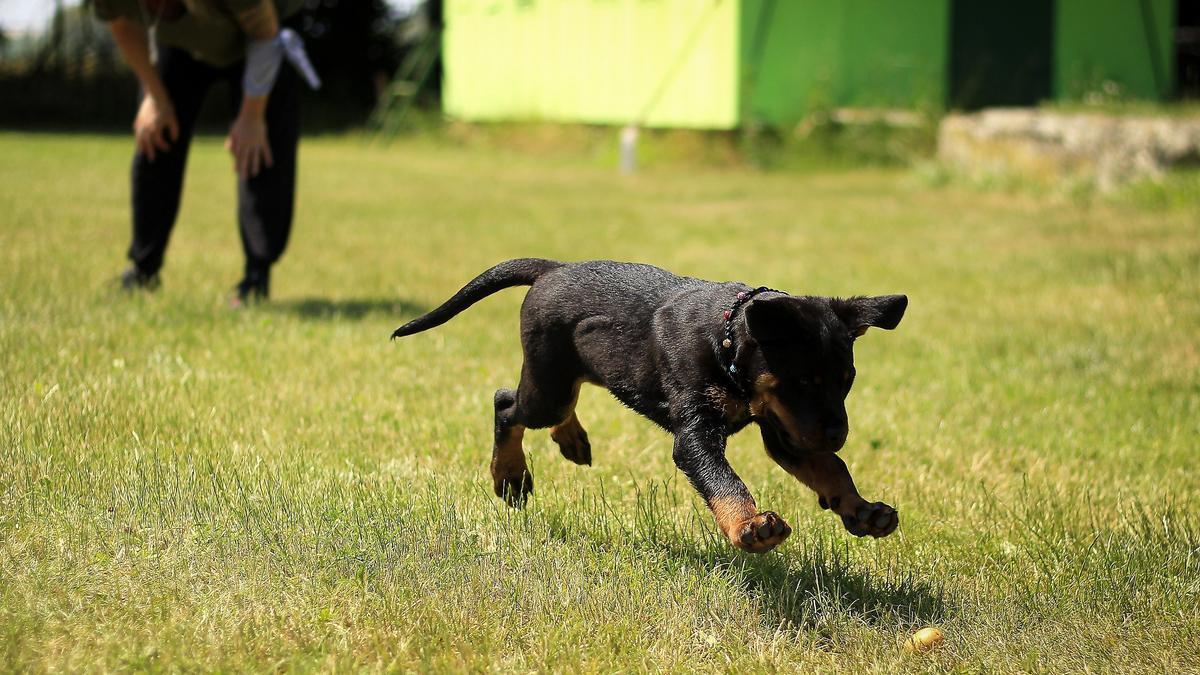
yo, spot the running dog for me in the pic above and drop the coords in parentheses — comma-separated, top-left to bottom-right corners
(392, 259, 907, 553)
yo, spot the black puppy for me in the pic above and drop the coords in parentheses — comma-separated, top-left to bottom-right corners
(392, 259, 907, 553)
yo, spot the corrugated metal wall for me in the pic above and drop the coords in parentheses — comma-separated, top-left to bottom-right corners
(444, 0, 741, 129)
(1055, 0, 1175, 101)
(741, 0, 949, 125)
(443, 0, 1177, 130)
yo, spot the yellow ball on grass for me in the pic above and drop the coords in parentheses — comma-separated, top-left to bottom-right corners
(905, 626, 944, 653)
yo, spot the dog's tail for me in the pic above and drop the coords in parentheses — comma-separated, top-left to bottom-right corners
(391, 258, 564, 339)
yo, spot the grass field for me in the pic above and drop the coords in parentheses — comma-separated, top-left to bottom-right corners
(2, 131, 1198, 672)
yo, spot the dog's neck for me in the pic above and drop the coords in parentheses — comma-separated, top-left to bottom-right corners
(716, 286, 782, 400)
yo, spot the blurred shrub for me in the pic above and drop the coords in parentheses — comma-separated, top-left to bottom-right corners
(743, 112, 939, 170)
(1112, 169, 1200, 211)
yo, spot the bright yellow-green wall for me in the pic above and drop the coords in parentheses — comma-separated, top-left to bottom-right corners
(443, 0, 741, 129)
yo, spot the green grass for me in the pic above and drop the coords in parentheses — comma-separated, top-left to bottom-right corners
(1, 131, 1198, 672)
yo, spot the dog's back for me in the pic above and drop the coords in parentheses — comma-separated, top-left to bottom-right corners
(521, 260, 709, 328)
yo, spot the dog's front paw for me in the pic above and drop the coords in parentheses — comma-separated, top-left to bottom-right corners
(731, 511, 792, 553)
(493, 471, 533, 508)
(837, 500, 898, 538)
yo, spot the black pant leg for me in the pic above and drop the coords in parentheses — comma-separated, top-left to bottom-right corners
(128, 46, 215, 275)
(232, 59, 301, 279)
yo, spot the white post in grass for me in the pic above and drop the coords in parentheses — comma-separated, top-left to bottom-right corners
(619, 124, 639, 175)
(619, 1, 721, 174)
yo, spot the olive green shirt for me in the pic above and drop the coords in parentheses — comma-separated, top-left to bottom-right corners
(94, 0, 305, 67)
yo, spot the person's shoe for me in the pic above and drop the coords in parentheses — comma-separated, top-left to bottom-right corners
(118, 266, 160, 292)
(230, 272, 269, 308)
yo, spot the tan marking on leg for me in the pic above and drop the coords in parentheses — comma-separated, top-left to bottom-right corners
(705, 385, 750, 426)
(549, 379, 583, 436)
(491, 424, 528, 487)
(783, 451, 861, 512)
(709, 494, 759, 541)
(784, 452, 899, 538)
(550, 379, 593, 465)
(550, 411, 585, 446)
(710, 494, 792, 553)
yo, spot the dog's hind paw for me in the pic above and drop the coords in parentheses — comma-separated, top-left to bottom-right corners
(551, 416, 592, 466)
(731, 511, 792, 554)
(493, 471, 534, 508)
(839, 500, 898, 538)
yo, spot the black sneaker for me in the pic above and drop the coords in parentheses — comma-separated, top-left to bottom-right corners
(118, 266, 160, 292)
(231, 271, 269, 308)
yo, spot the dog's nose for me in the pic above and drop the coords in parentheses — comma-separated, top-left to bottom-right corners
(825, 427, 844, 443)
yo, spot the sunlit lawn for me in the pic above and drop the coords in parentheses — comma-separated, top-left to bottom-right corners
(1, 131, 1198, 672)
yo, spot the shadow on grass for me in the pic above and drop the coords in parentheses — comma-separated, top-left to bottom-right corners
(644, 534, 949, 631)
(270, 297, 427, 322)
(719, 542, 944, 629)
(544, 487, 948, 630)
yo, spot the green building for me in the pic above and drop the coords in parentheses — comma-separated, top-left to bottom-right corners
(443, 0, 1181, 130)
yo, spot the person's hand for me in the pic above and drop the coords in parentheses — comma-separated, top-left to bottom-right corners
(133, 94, 179, 162)
(225, 111, 273, 179)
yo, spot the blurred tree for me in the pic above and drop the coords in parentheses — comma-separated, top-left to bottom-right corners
(37, 0, 67, 70)
(298, 0, 409, 125)
(0, 0, 419, 129)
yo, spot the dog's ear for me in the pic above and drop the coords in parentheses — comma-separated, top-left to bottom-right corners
(831, 295, 908, 336)
(745, 295, 818, 345)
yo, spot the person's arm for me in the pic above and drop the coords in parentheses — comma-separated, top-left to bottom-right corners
(226, 1, 280, 179)
(108, 16, 179, 161)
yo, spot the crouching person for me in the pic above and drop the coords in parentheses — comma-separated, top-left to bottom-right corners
(96, 0, 320, 304)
